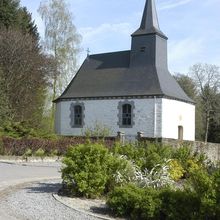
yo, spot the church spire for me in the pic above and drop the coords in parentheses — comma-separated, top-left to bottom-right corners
(132, 0, 167, 38)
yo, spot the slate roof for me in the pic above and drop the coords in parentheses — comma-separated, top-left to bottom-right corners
(55, 0, 194, 104)
(56, 50, 193, 103)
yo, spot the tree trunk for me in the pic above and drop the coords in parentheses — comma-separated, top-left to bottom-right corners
(205, 110, 210, 143)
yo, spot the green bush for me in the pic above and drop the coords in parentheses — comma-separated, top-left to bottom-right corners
(34, 148, 45, 158)
(112, 142, 146, 168)
(172, 146, 192, 164)
(0, 137, 4, 155)
(23, 148, 32, 157)
(112, 142, 173, 171)
(105, 154, 136, 193)
(168, 159, 185, 181)
(107, 184, 161, 219)
(62, 143, 112, 198)
(213, 169, 220, 218)
(186, 169, 218, 219)
(160, 188, 199, 220)
(143, 144, 173, 170)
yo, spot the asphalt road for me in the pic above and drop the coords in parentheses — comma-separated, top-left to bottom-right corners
(0, 162, 61, 220)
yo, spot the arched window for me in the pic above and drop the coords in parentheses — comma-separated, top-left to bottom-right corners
(122, 104, 132, 126)
(74, 105, 82, 126)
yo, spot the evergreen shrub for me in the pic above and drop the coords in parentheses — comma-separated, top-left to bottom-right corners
(61, 143, 128, 198)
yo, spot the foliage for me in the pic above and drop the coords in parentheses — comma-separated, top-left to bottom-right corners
(160, 188, 199, 220)
(112, 142, 173, 171)
(34, 148, 45, 158)
(107, 168, 220, 219)
(143, 144, 173, 170)
(0, 68, 11, 124)
(83, 122, 111, 138)
(0, 136, 4, 155)
(112, 142, 146, 168)
(23, 148, 32, 157)
(0, 28, 50, 127)
(62, 143, 111, 198)
(168, 159, 185, 181)
(174, 73, 197, 100)
(107, 184, 161, 219)
(105, 155, 136, 193)
(186, 169, 218, 219)
(0, 0, 38, 39)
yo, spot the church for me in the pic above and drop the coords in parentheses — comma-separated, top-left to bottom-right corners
(54, 0, 195, 141)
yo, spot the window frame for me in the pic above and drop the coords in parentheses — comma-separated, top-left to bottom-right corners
(70, 102, 85, 128)
(117, 100, 135, 128)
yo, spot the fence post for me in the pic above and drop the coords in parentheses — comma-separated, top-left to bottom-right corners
(117, 131, 125, 145)
(137, 131, 144, 141)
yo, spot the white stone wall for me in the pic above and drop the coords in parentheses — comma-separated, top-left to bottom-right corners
(161, 99, 195, 141)
(55, 98, 162, 138)
(55, 98, 195, 141)
(55, 102, 62, 134)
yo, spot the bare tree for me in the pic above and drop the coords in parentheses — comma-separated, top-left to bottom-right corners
(190, 63, 220, 143)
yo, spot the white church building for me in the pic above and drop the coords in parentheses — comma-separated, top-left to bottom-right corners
(54, 0, 195, 141)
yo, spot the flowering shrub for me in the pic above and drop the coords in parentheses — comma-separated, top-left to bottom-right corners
(168, 159, 185, 181)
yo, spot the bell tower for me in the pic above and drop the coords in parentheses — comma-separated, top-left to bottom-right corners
(130, 0, 168, 69)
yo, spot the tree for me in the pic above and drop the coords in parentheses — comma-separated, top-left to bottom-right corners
(174, 73, 198, 100)
(0, 0, 20, 29)
(190, 63, 220, 143)
(0, 28, 49, 127)
(38, 0, 81, 101)
(0, 67, 11, 125)
(0, 0, 39, 40)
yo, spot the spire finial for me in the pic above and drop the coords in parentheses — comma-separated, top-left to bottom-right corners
(132, 0, 167, 38)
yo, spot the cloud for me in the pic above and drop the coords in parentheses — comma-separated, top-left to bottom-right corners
(168, 37, 204, 73)
(159, 0, 193, 10)
(79, 23, 132, 40)
(79, 22, 132, 53)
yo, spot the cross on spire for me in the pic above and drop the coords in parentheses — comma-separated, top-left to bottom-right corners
(86, 48, 90, 56)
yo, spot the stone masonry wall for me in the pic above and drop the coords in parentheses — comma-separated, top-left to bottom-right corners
(161, 138, 220, 164)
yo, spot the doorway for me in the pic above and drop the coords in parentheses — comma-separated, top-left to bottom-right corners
(178, 126, 183, 140)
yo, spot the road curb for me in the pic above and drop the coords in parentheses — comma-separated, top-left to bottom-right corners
(0, 156, 62, 163)
(53, 194, 116, 220)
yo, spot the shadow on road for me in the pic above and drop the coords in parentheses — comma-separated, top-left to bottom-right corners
(25, 182, 62, 194)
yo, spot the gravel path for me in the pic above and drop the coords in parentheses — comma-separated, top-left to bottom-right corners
(0, 179, 100, 220)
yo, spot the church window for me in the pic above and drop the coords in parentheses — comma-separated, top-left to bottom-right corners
(70, 102, 85, 128)
(122, 104, 132, 126)
(74, 105, 82, 126)
(117, 100, 135, 128)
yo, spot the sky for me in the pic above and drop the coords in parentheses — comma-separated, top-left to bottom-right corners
(20, 0, 220, 74)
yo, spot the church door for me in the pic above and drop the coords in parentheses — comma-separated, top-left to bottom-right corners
(178, 126, 183, 140)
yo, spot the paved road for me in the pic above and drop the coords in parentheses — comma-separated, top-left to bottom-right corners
(0, 162, 61, 220)
(0, 162, 101, 220)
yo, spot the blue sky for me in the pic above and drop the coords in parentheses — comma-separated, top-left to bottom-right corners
(20, 0, 220, 74)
